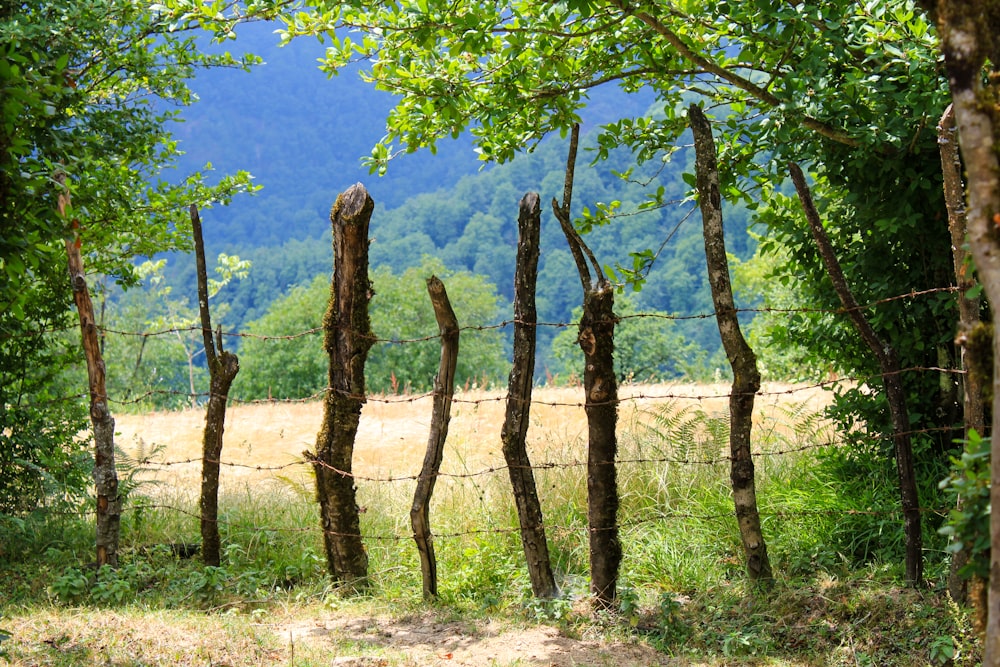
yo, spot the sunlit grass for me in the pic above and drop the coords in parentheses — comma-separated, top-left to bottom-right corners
(0, 393, 981, 666)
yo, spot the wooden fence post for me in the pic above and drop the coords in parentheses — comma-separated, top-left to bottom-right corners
(690, 105, 773, 583)
(552, 125, 621, 609)
(191, 205, 240, 567)
(789, 161, 922, 586)
(58, 173, 120, 568)
(501, 192, 559, 599)
(410, 275, 460, 599)
(311, 183, 375, 587)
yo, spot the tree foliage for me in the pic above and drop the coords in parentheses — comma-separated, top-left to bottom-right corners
(235, 273, 328, 400)
(102, 256, 250, 411)
(0, 0, 274, 514)
(280, 0, 951, 401)
(550, 298, 708, 383)
(236, 257, 508, 399)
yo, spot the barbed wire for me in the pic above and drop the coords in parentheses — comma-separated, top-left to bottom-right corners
(5, 285, 960, 345)
(123, 417, 956, 486)
(36, 361, 959, 412)
(8, 285, 970, 540)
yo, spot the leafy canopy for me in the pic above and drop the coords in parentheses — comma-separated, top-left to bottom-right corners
(280, 1, 960, 563)
(280, 0, 940, 175)
(280, 0, 952, 404)
(0, 0, 279, 512)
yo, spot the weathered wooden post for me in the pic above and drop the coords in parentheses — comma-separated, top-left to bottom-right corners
(501, 192, 559, 599)
(191, 205, 240, 567)
(58, 173, 120, 568)
(690, 105, 772, 583)
(310, 183, 375, 587)
(552, 125, 621, 609)
(410, 275, 460, 599)
(789, 160, 921, 586)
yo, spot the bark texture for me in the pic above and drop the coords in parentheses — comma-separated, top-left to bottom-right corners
(939, 105, 986, 440)
(689, 105, 772, 583)
(577, 283, 619, 607)
(311, 183, 375, 587)
(927, 1, 1000, 658)
(191, 205, 240, 567)
(501, 192, 558, 599)
(789, 161, 923, 586)
(939, 104, 986, 605)
(411, 275, 459, 599)
(58, 176, 120, 568)
(553, 125, 621, 609)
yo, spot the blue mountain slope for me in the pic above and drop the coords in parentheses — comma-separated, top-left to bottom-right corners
(172, 21, 478, 246)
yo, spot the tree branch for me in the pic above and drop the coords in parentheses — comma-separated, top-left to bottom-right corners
(190, 204, 217, 368)
(607, 0, 861, 148)
(552, 124, 606, 291)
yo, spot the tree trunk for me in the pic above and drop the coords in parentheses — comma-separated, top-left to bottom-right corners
(310, 183, 375, 587)
(411, 275, 459, 599)
(191, 205, 240, 567)
(689, 105, 772, 583)
(939, 105, 986, 439)
(501, 192, 559, 599)
(58, 175, 120, 568)
(928, 2, 1000, 658)
(939, 103, 986, 604)
(552, 124, 621, 610)
(789, 161, 923, 586)
(578, 283, 620, 607)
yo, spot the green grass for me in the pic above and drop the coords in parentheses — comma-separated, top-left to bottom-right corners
(0, 402, 981, 666)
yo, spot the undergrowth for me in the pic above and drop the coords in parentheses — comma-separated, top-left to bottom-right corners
(0, 399, 981, 666)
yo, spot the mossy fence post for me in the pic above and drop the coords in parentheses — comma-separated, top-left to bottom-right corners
(310, 183, 375, 587)
(553, 125, 621, 610)
(690, 105, 772, 583)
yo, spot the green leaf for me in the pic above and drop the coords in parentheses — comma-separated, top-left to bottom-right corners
(965, 283, 983, 299)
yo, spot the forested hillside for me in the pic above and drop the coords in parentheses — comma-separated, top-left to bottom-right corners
(150, 20, 747, 382)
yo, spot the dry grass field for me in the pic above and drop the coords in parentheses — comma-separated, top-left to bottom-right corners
(114, 382, 833, 492)
(67, 381, 837, 666)
(6, 381, 980, 667)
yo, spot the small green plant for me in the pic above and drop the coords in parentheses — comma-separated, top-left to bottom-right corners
(652, 592, 688, 643)
(49, 566, 89, 603)
(185, 565, 230, 603)
(939, 430, 991, 580)
(721, 627, 770, 658)
(618, 585, 641, 626)
(523, 595, 573, 622)
(447, 537, 523, 604)
(929, 634, 957, 666)
(92, 565, 134, 605)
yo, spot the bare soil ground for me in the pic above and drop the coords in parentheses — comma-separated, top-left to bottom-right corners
(6, 605, 690, 666)
(279, 611, 675, 666)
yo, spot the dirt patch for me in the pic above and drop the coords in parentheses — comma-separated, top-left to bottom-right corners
(3, 607, 674, 667)
(279, 612, 672, 666)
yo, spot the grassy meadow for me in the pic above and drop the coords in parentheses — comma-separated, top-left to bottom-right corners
(0, 383, 981, 666)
